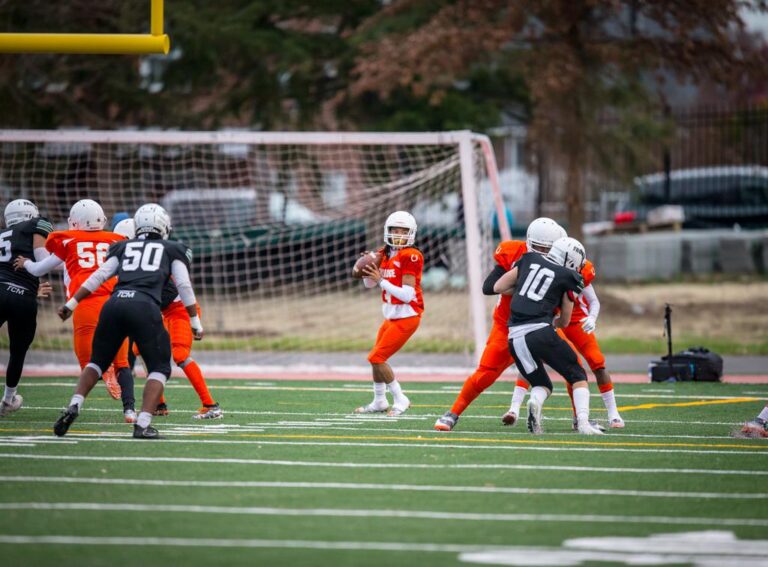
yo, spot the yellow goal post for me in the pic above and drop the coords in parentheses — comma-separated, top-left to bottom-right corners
(0, 0, 169, 55)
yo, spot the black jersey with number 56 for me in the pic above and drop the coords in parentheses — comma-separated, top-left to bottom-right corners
(0, 217, 53, 293)
(509, 252, 584, 326)
(106, 239, 192, 305)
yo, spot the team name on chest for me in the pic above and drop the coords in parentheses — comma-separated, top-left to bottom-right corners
(381, 268, 396, 279)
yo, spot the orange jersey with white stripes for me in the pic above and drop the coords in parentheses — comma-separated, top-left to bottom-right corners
(378, 246, 424, 319)
(491, 240, 527, 326)
(45, 230, 126, 299)
(569, 259, 596, 324)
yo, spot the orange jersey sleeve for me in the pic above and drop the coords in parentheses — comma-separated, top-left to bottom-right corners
(491, 240, 527, 326)
(54, 230, 126, 298)
(493, 240, 527, 270)
(399, 247, 423, 277)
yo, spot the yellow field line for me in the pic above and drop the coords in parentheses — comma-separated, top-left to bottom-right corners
(618, 397, 759, 412)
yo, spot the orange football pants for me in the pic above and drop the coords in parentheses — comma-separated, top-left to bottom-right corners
(162, 301, 199, 364)
(73, 295, 129, 370)
(367, 316, 421, 364)
(562, 323, 606, 371)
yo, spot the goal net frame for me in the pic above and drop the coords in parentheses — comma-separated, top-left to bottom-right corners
(0, 129, 510, 365)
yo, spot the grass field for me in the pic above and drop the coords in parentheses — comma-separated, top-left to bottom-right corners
(1, 377, 767, 566)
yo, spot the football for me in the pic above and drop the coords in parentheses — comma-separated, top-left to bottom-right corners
(352, 251, 383, 278)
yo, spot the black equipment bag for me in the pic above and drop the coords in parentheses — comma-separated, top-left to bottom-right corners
(666, 347, 723, 382)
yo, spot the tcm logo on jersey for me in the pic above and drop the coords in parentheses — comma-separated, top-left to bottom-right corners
(116, 290, 136, 299)
(4, 283, 26, 295)
(380, 269, 396, 278)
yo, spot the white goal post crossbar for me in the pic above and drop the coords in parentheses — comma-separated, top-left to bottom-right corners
(0, 129, 511, 362)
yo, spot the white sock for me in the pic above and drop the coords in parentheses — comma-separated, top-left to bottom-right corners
(136, 411, 152, 428)
(70, 394, 85, 410)
(758, 406, 768, 422)
(573, 387, 590, 426)
(387, 380, 407, 404)
(601, 389, 620, 420)
(373, 382, 387, 404)
(3, 386, 17, 403)
(529, 386, 549, 408)
(510, 386, 528, 414)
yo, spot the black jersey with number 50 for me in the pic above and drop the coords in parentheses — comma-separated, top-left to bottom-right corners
(509, 252, 584, 326)
(0, 217, 53, 293)
(106, 239, 192, 305)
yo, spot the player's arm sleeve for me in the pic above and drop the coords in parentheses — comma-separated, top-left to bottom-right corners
(81, 256, 119, 292)
(581, 284, 600, 320)
(482, 264, 507, 295)
(23, 253, 63, 276)
(378, 279, 416, 303)
(171, 259, 197, 307)
(33, 218, 54, 238)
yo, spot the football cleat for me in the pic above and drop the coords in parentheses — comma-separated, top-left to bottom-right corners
(53, 404, 80, 437)
(354, 400, 389, 414)
(501, 411, 518, 427)
(609, 417, 626, 429)
(434, 411, 458, 431)
(102, 367, 121, 400)
(123, 409, 137, 424)
(739, 419, 768, 438)
(193, 403, 223, 420)
(153, 403, 169, 416)
(0, 395, 23, 417)
(577, 420, 605, 435)
(387, 396, 410, 417)
(133, 424, 161, 439)
(527, 399, 543, 434)
(572, 417, 606, 432)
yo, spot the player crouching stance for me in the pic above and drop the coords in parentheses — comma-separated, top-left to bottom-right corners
(355, 211, 424, 417)
(53, 204, 203, 439)
(493, 237, 603, 435)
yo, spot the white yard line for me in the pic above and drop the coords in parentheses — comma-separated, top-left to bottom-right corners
(17, 385, 761, 400)
(1, 433, 762, 455)
(15, 406, 759, 426)
(1, 475, 764, 500)
(0, 534, 507, 553)
(2, 453, 767, 475)
(1, 502, 766, 527)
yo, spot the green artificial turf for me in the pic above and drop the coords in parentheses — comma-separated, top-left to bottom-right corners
(0, 378, 766, 566)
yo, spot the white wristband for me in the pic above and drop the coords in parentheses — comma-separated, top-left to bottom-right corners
(190, 315, 202, 330)
(65, 297, 79, 311)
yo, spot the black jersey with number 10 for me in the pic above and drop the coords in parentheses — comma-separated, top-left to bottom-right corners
(509, 252, 584, 326)
(106, 239, 192, 305)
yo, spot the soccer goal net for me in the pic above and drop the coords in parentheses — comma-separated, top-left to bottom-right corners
(0, 130, 508, 371)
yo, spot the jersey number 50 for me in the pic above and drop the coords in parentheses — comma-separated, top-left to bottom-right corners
(122, 242, 164, 272)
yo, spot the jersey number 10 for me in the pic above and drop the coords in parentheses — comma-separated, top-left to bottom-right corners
(122, 242, 164, 272)
(519, 263, 555, 302)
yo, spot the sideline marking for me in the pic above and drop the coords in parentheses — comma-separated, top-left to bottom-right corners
(0, 475, 764, 500)
(1, 453, 766, 475)
(1, 502, 767, 527)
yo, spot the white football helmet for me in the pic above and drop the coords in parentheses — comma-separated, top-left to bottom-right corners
(134, 203, 172, 239)
(384, 211, 417, 249)
(4, 199, 39, 227)
(113, 218, 136, 239)
(526, 217, 566, 253)
(547, 237, 586, 272)
(68, 199, 106, 231)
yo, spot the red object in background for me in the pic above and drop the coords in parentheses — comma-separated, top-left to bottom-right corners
(614, 211, 637, 224)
